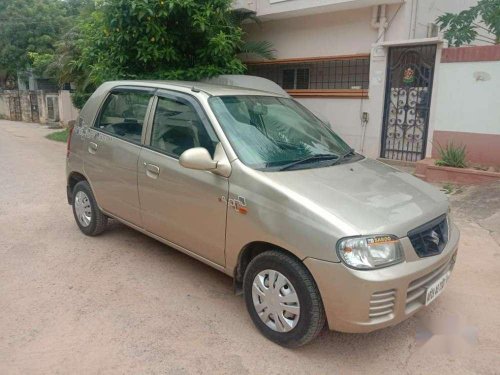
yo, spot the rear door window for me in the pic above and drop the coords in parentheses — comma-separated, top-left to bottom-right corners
(95, 89, 152, 144)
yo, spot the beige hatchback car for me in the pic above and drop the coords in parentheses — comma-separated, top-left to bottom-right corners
(66, 79, 459, 347)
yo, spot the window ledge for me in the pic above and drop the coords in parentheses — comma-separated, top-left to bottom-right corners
(287, 89, 368, 98)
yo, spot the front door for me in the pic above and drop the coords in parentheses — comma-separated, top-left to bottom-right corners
(138, 91, 228, 266)
(83, 87, 154, 226)
(381, 45, 437, 161)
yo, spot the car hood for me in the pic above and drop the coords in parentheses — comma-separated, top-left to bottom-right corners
(264, 158, 448, 237)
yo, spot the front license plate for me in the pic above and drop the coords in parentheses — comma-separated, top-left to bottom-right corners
(425, 271, 450, 306)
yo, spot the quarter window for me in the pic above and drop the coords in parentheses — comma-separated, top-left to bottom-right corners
(95, 90, 152, 143)
(150, 96, 218, 158)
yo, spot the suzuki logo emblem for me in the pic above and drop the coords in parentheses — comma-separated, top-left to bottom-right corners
(428, 230, 440, 246)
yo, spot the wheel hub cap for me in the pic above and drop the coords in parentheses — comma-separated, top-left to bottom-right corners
(74, 191, 92, 227)
(252, 270, 300, 332)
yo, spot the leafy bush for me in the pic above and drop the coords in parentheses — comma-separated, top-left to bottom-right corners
(76, 1, 264, 86)
(435, 142, 467, 168)
(71, 90, 93, 110)
(55, 0, 274, 108)
(0, 0, 74, 87)
(437, 0, 500, 47)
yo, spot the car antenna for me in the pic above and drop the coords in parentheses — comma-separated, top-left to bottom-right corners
(191, 86, 201, 93)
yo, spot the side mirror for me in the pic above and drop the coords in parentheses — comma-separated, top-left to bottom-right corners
(179, 147, 217, 171)
(179, 143, 232, 178)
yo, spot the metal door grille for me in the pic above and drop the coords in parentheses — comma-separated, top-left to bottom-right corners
(381, 45, 437, 161)
(29, 91, 40, 123)
(9, 95, 22, 121)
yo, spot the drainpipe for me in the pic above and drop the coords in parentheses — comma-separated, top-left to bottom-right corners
(371, 4, 387, 43)
(408, 0, 419, 39)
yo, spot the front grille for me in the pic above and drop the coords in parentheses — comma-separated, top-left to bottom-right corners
(369, 289, 396, 320)
(408, 215, 448, 257)
(405, 256, 455, 313)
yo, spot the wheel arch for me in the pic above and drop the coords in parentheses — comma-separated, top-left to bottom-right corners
(233, 241, 303, 294)
(67, 171, 88, 204)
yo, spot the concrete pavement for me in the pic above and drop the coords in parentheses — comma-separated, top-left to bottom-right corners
(0, 120, 499, 374)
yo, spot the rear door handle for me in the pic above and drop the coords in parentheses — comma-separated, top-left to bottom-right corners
(88, 142, 98, 154)
(144, 162, 160, 179)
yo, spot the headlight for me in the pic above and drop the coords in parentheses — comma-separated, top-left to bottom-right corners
(337, 235, 403, 270)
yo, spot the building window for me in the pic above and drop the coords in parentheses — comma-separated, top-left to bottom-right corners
(282, 68, 310, 89)
(247, 54, 370, 98)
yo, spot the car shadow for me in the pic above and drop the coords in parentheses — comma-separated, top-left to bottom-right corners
(102, 219, 419, 363)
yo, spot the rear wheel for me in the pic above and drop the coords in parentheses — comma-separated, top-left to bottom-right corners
(72, 181, 107, 236)
(243, 250, 325, 347)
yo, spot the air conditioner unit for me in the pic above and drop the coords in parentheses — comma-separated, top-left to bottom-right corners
(427, 23, 439, 38)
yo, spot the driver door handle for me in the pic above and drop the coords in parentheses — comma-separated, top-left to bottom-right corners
(144, 162, 160, 179)
(88, 142, 98, 154)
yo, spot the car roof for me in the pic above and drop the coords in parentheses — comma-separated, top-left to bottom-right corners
(105, 80, 286, 97)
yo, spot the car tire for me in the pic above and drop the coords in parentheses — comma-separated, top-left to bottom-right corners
(243, 250, 326, 347)
(72, 181, 107, 236)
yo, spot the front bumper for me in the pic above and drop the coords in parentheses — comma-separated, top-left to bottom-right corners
(304, 222, 460, 333)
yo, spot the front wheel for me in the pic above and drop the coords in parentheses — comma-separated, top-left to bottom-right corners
(243, 250, 326, 347)
(72, 181, 107, 236)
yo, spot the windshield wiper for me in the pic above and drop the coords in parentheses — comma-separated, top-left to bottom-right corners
(278, 153, 340, 171)
(328, 148, 356, 166)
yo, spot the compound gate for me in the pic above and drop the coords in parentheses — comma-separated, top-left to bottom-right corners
(381, 45, 437, 161)
(9, 95, 22, 121)
(29, 91, 40, 122)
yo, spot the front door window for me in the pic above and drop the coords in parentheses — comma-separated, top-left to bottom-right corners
(150, 96, 218, 157)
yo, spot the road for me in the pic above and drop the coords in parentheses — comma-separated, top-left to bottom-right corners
(1, 120, 499, 374)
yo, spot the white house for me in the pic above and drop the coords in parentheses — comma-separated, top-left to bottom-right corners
(236, 0, 482, 163)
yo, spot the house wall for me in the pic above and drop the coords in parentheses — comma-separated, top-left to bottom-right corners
(238, 0, 402, 20)
(432, 45, 500, 166)
(0, 95, 9, 119)
(0, 90, 78, 126)
(0, 90, 31, 122)
(244, 3, 427, 160)
(411, 0, 480, 40)
(244, 7, 377, 59)
(38, 91, 48, 123)
(243, 6, 410, 158)
(242, 1, 487, 160)
(59, 90, 79, 126)
(295, 44, 390, 158)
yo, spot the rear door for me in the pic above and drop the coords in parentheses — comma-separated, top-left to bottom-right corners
(138, 90, 228, 266)
(83, 87, 154, 226)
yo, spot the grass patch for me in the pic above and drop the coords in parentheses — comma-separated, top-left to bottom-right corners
(46, 128, 69, 142)
(435, 142, 467, 168)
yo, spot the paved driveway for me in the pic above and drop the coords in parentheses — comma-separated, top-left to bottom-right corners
(1, 120, 499, 374)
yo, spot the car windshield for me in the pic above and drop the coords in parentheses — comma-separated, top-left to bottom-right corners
(209, 95, 353, 171)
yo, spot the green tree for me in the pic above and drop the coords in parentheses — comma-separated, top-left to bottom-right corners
(67, 0, 273, 107)
(0, 0, 71, 87)
(437, 0, 500, 46)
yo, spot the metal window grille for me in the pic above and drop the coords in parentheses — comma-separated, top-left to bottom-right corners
(282, 68, 310, 89)
(282, 69, 296, 89)
(247, 56, 370, 90)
